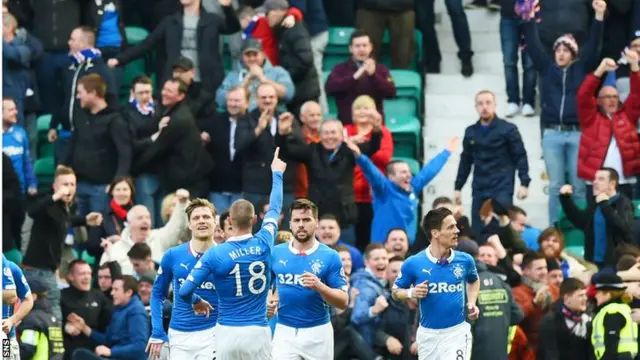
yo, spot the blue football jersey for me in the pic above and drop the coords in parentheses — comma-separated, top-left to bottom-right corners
(2, 257, 15, 291)
(150, 241, 218, 341)
(394, 247, 478, 329)
(272, 240, 348, 328)
(2, 256, 31, 338)
(179, 172, 283, 327)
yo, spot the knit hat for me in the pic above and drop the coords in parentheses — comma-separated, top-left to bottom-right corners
(553, 34, 579, 57)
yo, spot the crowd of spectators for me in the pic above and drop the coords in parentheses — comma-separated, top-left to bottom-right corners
(2, 0, 640, 359)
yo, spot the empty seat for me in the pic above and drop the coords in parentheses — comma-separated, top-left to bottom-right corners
(327, 27, 355, 54)
(384, 98, 418, 117)
(34, 157, 55, 191)
(387, 115, 421, 158)
(391, 70, 422, 100)
(36, 114, 52, 135)
(121, 27, 150, 100)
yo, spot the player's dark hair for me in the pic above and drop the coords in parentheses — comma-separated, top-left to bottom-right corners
(364, 243, 386, 259)
(521, 251, 545, 269)
(127, 242, 152, 260)
(185, 198, 216, 221)
(219, 210, 230, 229)
(289, 198, 319, 220)
(68, 259, 89, 274)
(118, 275, 139, 296)
(431, 196, 452, 209)
(421, 207, 453, 241)
(385, 228, 408, 243)
(559, 278, 585, 298)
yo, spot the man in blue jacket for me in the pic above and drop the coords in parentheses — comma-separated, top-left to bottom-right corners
(454, 90, 530, 234)
(67, 275, 149, 360)
(347, 136, 456, 245)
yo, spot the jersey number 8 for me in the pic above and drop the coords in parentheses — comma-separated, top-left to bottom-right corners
(229, 261, 267, 296)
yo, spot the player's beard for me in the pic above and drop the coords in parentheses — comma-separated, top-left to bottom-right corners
(294, 229, 314, 243)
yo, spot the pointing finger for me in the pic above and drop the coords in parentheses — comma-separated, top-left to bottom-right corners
(274, 147, 280, 159)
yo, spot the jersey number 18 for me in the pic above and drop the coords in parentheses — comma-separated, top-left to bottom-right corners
(229, 261, 267, 296)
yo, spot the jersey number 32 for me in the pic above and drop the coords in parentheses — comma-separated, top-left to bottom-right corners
(229, 261, 267, 296)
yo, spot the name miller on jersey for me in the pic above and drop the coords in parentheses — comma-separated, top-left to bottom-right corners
(229, 246, 264, 260)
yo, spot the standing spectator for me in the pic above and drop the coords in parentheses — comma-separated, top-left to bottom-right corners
(127, 243, 158, 278)
(3, 12, 43, 127)
(499, 0, 535, 117)
(350, 243, 390, 348)
(325, 30, 397, 124)
(471, 259, 524, 360)
(454, 90, 530, 234)
(83, 0, 127, 90)
(133, 79, 213, 197)
(354, 0, 415, 69)
(18, 276, 65, 360)
(97, 262, 122, 301)
(201, 86, 247, 212)
(86, 176, 135, 268)
(48, 26, 116, 166)
(559, 169, 635, 268)
(61, 73, 132, 216)
(279, 117, 382, 244)
(522, 0, 605, 225)
(384, 229, 410, 260)
(67, 276, 149, 360)
(345, 96, 393, 250)
(2, 97, 37, 195)
(216, 38, 295, 111)
(512, 251, 559, 354)
(23, 166, 103, 320)
(288, 0, 330, 112)
(30, 0, 82, 114)
(293, 100, 322, 199)
(356, 138, 455, 245)
(108, 0, 241, 95)
(317, 214, 366, 272)
(171, 56, 217, 129)
(61, 260, 112, 360)
(100, 194, 188, 275)
(577, 55, 640, 203)
(121, 76, 162, 226)
(3, 153, 24, 254)
(537, 227, 597, 282)
(234, 83, 300, 221)
(266, 0, 320, 116)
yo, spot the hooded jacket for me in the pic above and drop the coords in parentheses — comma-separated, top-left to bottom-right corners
(88, 296, 149, 360)
(349, 268, 388, 347)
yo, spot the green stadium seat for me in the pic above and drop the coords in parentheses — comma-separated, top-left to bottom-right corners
(327, 27, 355, 54)
(384, 98, 417, 117)
(564, 245, 584, 258)
(387, 115, 421, 158)
(321, 73, 338, 114)
(556, 199, 586, 247)
(38, 143, 55, 159)
(81, 251, 96, 266)
(392, 156, 420, 176)
(391, 70, 422, 99)
(322, 54, 345, 72)
(36, 114, 52, 135)
(634, 200, 640, 217)
(324, 113, 338, 120)
(35, 157, 55, 191)
(3, 249, 22, 265)
(122, 27, 151, 101)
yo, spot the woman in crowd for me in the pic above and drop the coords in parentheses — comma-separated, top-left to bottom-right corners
(344, 95, 393, 252)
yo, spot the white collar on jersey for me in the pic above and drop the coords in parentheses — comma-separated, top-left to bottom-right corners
(288, 239, 320, 255)
(226, 233, 253, 242)
(187, 240, 214, 257)
(425, 245, 455, 264)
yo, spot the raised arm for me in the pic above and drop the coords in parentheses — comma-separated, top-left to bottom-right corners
(257, 148, 287, 248)
(580, 0, 606, 72)
(522, 21, 552, 71)
(412, 146, 453, 193)
(455, 131, 473, 192)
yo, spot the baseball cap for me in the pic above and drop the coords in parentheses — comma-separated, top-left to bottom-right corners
(172, 56, 195, 71)
(263, 0, 289, 12)
(241, 38, 263, 54)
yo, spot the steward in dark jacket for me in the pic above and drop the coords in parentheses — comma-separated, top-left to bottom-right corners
(272, 19, 320, 114)
(112, 5, 240, 94)
(133, 99, 213, 196)
(2, 153, 24, 252)
(64, 105, 132, 186)
(280, 119, 381, 228)
(19, 288, 65, 360)
(471, 261, 524, 360)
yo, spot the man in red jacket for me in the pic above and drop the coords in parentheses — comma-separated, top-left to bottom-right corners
(576, 50, 640, 203)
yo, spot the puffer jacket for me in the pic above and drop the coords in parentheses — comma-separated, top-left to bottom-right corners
(576, 72, 640, 181)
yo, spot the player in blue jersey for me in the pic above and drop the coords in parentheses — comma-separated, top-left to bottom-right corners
(271, 198, 348, 359)
(179, 147, 287, 360)
(146, 198, 219, 360)
(2, 255, 34, 360)
(392, 207, 480, 360)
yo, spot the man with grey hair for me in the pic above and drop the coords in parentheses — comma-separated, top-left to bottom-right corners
(294, 101, 322, 198)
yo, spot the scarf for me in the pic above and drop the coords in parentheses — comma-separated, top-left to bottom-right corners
(521, 276, 553, 309)
(70, 47, 102, 65)
(561, 304, 583, 323)
(110, 199, 130, 221)
(129, 97, 155, 116)
(242, 15, 259, 39)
